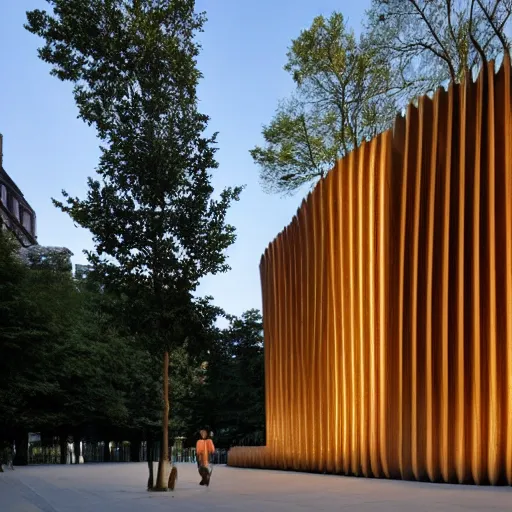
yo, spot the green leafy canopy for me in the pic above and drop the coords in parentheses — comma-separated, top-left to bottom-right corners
(250, 12, 396, 196)
(25, 0, 243, 352)
(252, 2, 511, 197)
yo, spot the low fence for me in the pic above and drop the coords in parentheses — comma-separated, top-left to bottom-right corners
(27, 440, 109, 465)
(28, 444, 61, 465)
(139, 443, 228, 465)
(27, 439, 228, 465)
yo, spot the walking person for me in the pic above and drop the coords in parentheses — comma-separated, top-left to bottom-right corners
(196, 429, 215, 486)
(0, 441, 14, 471)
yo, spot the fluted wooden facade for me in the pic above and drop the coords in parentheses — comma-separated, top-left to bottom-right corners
(228, 56, 512, 484)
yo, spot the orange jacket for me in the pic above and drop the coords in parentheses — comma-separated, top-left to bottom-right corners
(196, 438, 215, 465)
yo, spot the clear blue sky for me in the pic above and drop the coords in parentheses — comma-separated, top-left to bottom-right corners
(0, 0, 370, 318)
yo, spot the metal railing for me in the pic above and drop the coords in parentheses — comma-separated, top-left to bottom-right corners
(140, 443, 228, 464)
(27, 440, 228, 465)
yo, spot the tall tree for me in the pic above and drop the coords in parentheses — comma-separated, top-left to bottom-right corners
(365, 0, 512, 104)
(250, 13, 397, 195)
(0, 231, 77, 441)
(0, 231, 143, 463)
(26, 0, 241, 490)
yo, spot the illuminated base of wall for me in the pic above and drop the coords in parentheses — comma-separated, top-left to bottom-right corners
(228, 447, 268, 470)
(227, 446, 512, 485)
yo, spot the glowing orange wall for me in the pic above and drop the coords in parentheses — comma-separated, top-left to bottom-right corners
(228, 57, 512, 484)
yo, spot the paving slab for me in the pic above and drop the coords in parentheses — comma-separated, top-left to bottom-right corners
(0, 463, 510, 511)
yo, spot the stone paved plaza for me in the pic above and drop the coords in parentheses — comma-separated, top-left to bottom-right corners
(0, 462, 511, 511)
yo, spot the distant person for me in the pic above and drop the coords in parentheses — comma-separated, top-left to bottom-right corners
(196, 429, 215, 486)
(0, 441, 14, 471)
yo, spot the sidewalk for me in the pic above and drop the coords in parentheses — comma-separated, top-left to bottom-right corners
(0, 462, 510, 511)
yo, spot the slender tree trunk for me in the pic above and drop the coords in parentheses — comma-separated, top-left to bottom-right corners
(103, 440, 111, 462)
(130, 437, 141, 462)
(59, 435, 67, 465)
(147, 438, 154, 490)
(73, 430, 81, 464)
(73, 439, 81, 464)
(155, 351, 170, 490)
(13, 431, 28, 466)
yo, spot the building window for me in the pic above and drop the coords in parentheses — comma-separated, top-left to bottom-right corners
(11, 197, 19, 220)
(0, 184, 6, 205)
(22, 210, 32, 233)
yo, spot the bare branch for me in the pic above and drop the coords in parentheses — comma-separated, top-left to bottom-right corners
(446, 0, 459, 50)
(408, 0, 457, 80)
(381, 38, 456, 65)
(470, 0, 489, 63)
(476, 0, 510, 52)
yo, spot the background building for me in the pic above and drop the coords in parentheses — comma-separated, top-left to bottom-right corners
(0, 134, 37, 247)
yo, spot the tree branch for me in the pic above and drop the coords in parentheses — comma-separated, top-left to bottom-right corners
(470, 0, 489, 63)
(446, 0, 459, 51)
(382, 39, 453, 65)
(408, 0, 457, 81)
(476, 0, 510, 52)
(299, 114, 321, 175)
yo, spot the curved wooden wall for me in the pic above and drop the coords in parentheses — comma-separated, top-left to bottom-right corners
(228, 57, 512, 484)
